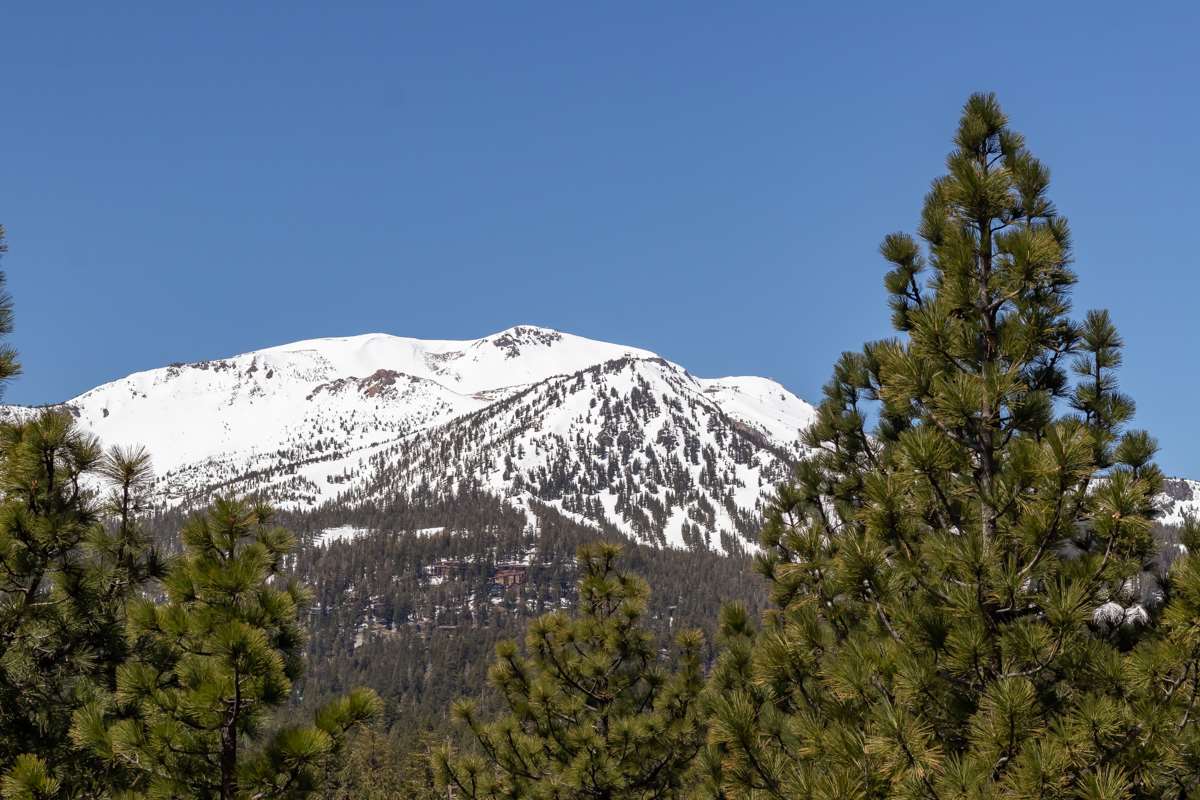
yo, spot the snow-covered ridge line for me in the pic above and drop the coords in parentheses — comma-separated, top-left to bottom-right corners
(0, 325, 818, 555)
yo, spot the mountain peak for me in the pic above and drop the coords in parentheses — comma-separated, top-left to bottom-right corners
(479, 325, 562, 355)
(483, 323, 561, 338)
(2, 326, 817, 554)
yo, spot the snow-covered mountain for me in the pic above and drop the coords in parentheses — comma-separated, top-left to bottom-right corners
(6, 326, 815, 554)
(1157, 478, 1200, 529)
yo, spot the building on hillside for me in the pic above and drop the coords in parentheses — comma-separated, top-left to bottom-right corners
(493, 564, 528, 587)
(427, 559, 467, 580)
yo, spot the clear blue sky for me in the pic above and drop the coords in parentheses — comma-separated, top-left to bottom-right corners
(3, 3, 1199, 474)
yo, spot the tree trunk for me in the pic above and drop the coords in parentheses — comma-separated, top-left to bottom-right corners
(221, 720, 237, 800)
(222, 678, 241, 800)
(978, 182, 999, 543)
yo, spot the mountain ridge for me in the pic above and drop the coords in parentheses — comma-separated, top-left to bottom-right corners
(9, 324, 1195, 555)
(1, 325, 816, 554)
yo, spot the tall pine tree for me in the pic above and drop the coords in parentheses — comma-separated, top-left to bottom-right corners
(74, 498, 380, 799)
(435, 542, 706, 800)
(706, 94, 1193, 799)
(0, 224, 164, 799)
(0, 226, 16, 386)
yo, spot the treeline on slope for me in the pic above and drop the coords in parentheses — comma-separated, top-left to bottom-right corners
(140, 489, 767, 780)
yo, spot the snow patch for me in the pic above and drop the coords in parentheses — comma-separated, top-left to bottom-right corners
(316, 526, 370, 547)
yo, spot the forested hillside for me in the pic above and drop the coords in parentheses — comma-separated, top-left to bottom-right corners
(142, 490, 767, 773)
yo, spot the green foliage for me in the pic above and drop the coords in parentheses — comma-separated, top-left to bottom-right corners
(0, 412, 163, 795)
(705, 94, 1189, 799)
(0, 755, 60, 800)
(435, 542, 706, 799)
(0, 225, 19, 390)
(321, 727, 444, 800)
(75, 498, 380, 799)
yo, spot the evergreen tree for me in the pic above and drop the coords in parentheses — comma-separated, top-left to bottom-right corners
(706, 94, 1191, 799)
(0, 225, 164, 798)
(0, 414, 136, 799)
(322, 727, 443, 800)
(435, 542, 705, 800)
(75, 498, 380, 799)
(0, 226, 17, 387)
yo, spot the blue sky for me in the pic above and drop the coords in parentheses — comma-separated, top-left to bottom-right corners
(3, 3, 1199, 474)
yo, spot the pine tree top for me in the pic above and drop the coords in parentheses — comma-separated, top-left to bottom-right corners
(705, 93, 1194, 800)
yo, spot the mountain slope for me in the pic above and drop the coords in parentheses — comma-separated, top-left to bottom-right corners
(5, 326, 815, 554)
(352, 356, 806, 551)
(5, 325, 1196, 556)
